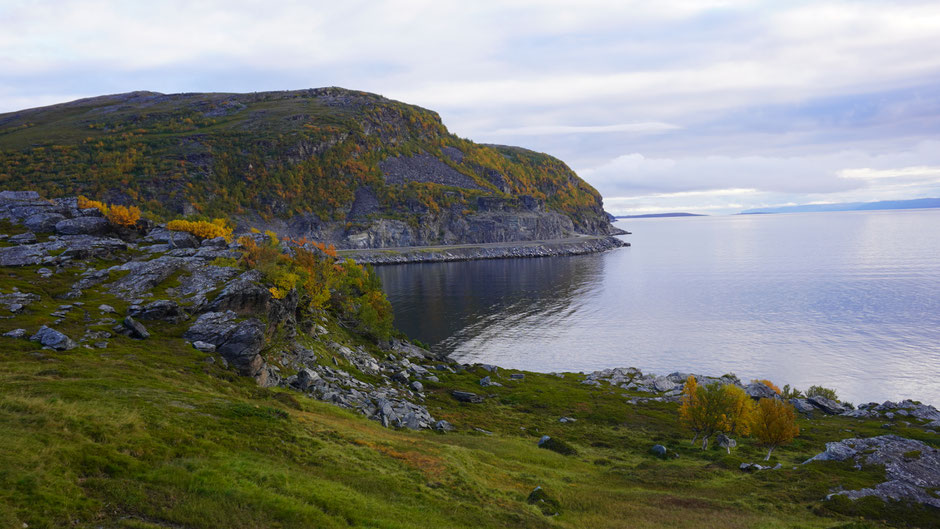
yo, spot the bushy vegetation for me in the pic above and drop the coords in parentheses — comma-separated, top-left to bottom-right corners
(166, 218, 233, 241)
(77, 195, 141, 227)
(807, 385, 840, 402)
(680, 376, 799, 458)
(240, 232, 394, 340)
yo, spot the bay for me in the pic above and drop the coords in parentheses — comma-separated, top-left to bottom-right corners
(375, 209, 940, 404)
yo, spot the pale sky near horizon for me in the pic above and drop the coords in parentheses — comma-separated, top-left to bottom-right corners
(2, 0, 940, 214)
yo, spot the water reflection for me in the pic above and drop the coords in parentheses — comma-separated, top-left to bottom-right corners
(376, 210, 940, 404)
(377, 255, 605, 351)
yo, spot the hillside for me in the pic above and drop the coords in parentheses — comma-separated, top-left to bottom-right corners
(0, 88, 617, 248)
(0, 191, 938, 529)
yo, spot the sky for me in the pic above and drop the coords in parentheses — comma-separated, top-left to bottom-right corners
(2, 0, 940, 215)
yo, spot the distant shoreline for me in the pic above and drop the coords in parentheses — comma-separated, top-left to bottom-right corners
(338, 235, 628, 265)
(615, 212, 706, 219)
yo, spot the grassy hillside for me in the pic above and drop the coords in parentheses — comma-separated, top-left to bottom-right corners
(0, 89, 608, 237)
(0, 212, 937, 528)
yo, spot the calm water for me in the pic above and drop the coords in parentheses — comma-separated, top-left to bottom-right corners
(376, 209, 940, 404)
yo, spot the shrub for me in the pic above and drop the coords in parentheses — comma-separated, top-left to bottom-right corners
(751, 398, 799, 460)
(806, 385, 839, 402)
(105, 204, 141, 227)
(77, 195, 109, 212)
(781, 384, 804, 399)
(166, 218, 233, 241)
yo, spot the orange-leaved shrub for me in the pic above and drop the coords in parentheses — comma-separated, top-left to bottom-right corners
(77, 195, 109, 212)
(166, 218, 233, 241)
(105, 204, 141, 227)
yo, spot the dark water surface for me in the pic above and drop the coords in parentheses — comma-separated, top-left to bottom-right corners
(376, 209, 940, 404)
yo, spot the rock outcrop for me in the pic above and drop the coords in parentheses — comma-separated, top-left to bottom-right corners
(805, 435, 940, 509)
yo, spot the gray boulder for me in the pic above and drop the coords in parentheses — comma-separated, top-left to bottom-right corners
(745, 382, 779, 400)
(717, 433, 737, 453)
(209, 269, 271, 315)
(29, 326, 76, 350)
(3, 328, 27, 339)
(790, 398, 817, 414)
(652, 376, 675, 392)
(24, 213, 65, 233)
(807, 395, 848, 415)
(451, 390, 484, 403)
(805, 435, 940, 508)
(121, 316, 150, 339)
(434, 419, 455, 432)
(185, 311, 267, 379)
(409, 380, 424, 392)
(292, 368, 321, 391)
(55, 217, 110, 236)
(650, 444, 667, 457)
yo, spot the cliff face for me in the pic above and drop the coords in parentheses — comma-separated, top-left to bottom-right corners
(0, 88, 616, 248)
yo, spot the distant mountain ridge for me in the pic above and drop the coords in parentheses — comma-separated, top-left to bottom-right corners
(0, 88, 618, 249)
(740, 198, 940, 215)
(615, 212, 706, 219)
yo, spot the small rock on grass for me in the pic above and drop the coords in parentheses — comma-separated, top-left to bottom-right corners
(29, 326, 76, 350)
(3, 328, 27, 339)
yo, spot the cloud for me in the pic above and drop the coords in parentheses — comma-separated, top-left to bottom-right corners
(488, 122, 679, 136)
(2, 1, 940, 213)
(838, 166, 940, 180)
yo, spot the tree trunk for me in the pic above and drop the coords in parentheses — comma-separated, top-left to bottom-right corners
(701, 436, 708, 450)
(691, 433, 698, 445)
(726, 445, 731, 455)
(764, 446, 774, 461)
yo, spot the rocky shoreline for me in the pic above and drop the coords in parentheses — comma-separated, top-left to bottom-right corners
(341, 235, 629, 265)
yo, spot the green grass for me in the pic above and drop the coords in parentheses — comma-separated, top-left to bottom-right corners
(0, 264, 937, 528)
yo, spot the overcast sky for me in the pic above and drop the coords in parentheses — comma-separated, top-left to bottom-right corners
(3, 0, 940, 214)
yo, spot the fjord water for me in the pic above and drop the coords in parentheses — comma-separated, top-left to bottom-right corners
(376, 209, 940, 404)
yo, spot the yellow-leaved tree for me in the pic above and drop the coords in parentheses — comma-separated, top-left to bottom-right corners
(751, 398, 799, 460)
(679, 377, 753, 450)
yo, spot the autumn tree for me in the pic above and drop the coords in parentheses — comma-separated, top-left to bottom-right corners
(679, 377, 753, 450)
(720, 384, 755, 453)
(751, 398, 799, 460)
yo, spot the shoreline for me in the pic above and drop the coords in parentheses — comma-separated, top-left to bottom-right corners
(338, 235, 628, 265)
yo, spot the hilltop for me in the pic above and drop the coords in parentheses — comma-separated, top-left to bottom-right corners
(0, 88, 619, 249)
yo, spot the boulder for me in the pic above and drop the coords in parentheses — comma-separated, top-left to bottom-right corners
(3, 328, 27, 339)
(29, 326, 76, 350)
(209, 270, 272, 315)
(650, 444, 667, 457)
(537, 435, 577, 456)
(121, 316, 150, 339)
(54, 217, 110, 235)
(292, 368, 321, 391)
(716, 433, 737, 452)
(652, 376, 675, 392)
(409, 380, 424, 392)
(451, 390, 484, 403)
(24, 213, 65, 233)
(745, 382, 778, 400)
(433, 419, 455, 432)
(184, 311, 266, 378)
(790, 398, 817, 414)
(807, 395, 848, 415)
